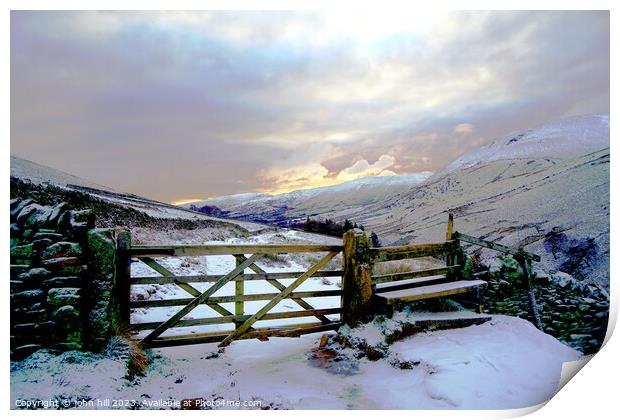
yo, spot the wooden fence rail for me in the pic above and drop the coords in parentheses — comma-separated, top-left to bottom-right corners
(453, 232, 541, 262)
(128, 244, 343, 257)
(117, 213, 543, 348)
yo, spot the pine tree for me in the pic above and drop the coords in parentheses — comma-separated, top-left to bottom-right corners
(370, 232, 381, 247)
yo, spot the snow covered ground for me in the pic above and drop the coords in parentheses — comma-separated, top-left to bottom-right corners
(10, 315, 581, 410)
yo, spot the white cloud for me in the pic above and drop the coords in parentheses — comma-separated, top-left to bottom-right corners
(336, 154, 396, 182)
(453, 123, 475, 135)
(261, 153, 398, 193)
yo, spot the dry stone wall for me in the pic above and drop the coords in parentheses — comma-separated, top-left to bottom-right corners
(10, 198, 123, 360)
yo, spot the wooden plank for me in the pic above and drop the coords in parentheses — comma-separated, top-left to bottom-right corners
(235, 255, 333, 324)
(374, 275, 450, 294)
(138, 257, 233, 317)
(130, 270, 344, 284)
(242, 321, 342, 340)
(371, 266, 458, 284)
(129, 289, 343, 308)
(145, 322, 342, 348)
(140, 253, 262, 343)
(234, 255, 244, 327)
(453, 232, 541, 262)
(370, 242, 453, 262)
(129, 244, 343, 257)
(375, 280, 487, 304)
(131, 307, 341, 331)
(218, 251, 339, 347)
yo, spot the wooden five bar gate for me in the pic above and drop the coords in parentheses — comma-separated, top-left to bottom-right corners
(117, 214, 541, 349)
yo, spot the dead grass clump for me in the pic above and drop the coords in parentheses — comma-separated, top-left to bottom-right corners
(107, 323, 149, 380)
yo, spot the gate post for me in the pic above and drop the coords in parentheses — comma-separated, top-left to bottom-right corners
(115, 228, 132, 326)
(515, 251, 544, 331)
(445, 212, 459, 281)
(341, 229, 373, 327)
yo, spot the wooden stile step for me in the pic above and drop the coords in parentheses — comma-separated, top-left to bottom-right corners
(375, 279, 487, 304)
(385, 310, 492, 339)
(374, 274, 451, 294)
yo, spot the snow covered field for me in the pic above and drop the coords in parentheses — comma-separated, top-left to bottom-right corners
(10, 315, 581, 410)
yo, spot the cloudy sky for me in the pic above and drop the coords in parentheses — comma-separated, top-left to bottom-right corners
(11, 10, 609, 203)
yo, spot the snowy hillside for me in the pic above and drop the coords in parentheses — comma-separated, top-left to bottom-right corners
(10, 155, 269, 234)
(444, 113, 609, 173)
(11, 156, 115, 191)
(316, 114, 609, 290)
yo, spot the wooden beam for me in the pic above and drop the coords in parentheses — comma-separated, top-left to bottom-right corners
(371, 241, 453, 255)
(236, 255, 333, 324)
(129, 289, 343, 308)
(130, 270, 344, 285)
(131, 308, 341, 331)
(218, 251, 339, 347)
(375, 280, 487, 304)
(453, 232, 541, 262)
(374, 275, 451, 294)
(129, 244, 343, 257)
(140, 253, 263, 343)
(234, 255, 244, 327)
(371, 266, 458, 284)
(370, 242, 453, 263)
(144, 322, 342, 348)
(137, 257, 233, 317)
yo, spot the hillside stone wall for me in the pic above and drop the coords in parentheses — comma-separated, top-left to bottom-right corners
(10, 198, 124, 360)
(482, 255, 609, 354)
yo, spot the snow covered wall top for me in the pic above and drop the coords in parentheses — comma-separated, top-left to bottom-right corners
(445, 113, 610, 173)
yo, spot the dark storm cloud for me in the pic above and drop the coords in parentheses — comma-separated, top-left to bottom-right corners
(10, 10, 609, 201)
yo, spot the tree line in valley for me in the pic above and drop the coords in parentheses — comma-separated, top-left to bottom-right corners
(290, 217, 381, 246)
(188, 203, 382, 246)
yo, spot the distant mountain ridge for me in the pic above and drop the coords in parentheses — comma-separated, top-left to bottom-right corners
(186, 172, 433, 226)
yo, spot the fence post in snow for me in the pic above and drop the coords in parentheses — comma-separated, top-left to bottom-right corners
(445, 212, 458, 281)
(115, 228, 132, 326)
(341, 228, 373, 327)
